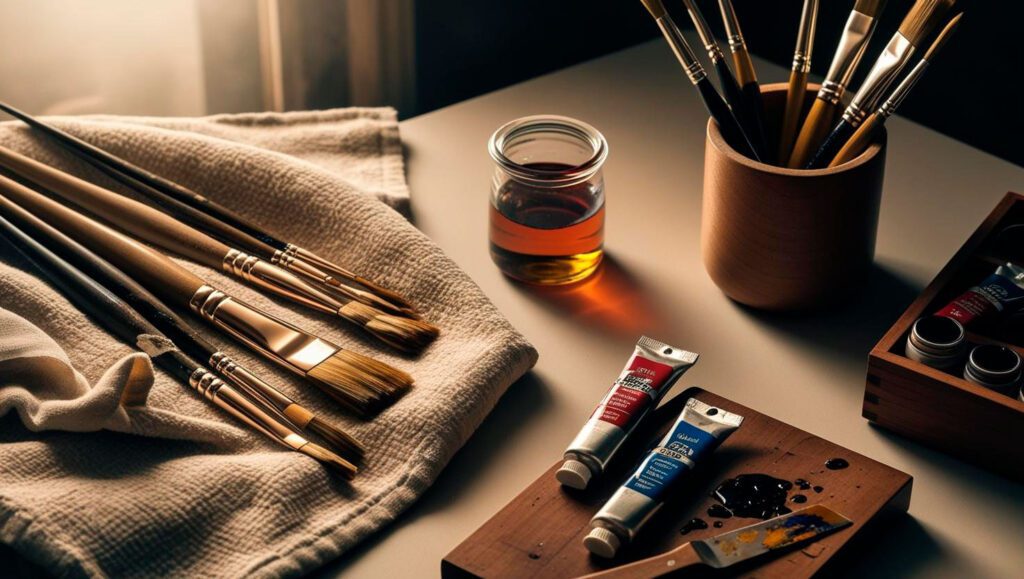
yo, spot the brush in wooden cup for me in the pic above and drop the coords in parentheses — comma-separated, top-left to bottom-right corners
(639, 0, 761, 161)
(680, 0, 764, 159)
(0, 174, 413, 417)
(0, 195, 365, 460)
(0, 214, 358, 477)
(716, 0, 769, 161)
(777, 0, 820, 164)
(831, 13, 961, 167)
(787, 0, 887, 168)
(806, 0, 956, 168)
(0, 145, 438, 353)
(0, 100, 417, 318)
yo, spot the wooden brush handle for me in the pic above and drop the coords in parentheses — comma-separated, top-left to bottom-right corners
(697, 78, 760, 162)
(713, 60, 762, 160)
(730, 48, 757, 88)
(787, 97, 837, 168)
(777, 69, 809, 164)
(806, 118, 857, 169)
(830, 113, 882, 167)
(0, 173, 204, 303)
(579, 543, 703, 579)
(0, 145, 230, 268)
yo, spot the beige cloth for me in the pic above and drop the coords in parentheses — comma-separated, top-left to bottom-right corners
(0, 109, 538, 577)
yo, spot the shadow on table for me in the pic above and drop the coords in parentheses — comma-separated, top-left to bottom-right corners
(510, 253, 669, 337)
(316, 370, 552, 577)
(828, 514, 942, 578)
(734, 263, 923, 377)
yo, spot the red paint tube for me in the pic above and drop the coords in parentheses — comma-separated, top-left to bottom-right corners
(555, 336, 698, 490)
(937, 263, 1024, 326)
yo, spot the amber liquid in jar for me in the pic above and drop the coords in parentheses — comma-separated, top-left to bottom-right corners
(490, 162, 604, 285)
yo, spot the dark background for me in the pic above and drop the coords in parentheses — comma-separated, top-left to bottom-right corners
(415, 0, 1022, 167)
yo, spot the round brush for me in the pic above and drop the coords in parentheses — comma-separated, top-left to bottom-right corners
(0, 174, 413, 417)
(0, 144, 437, 353)
(778, 0, 820, 165)
(0, 214, 357, 478)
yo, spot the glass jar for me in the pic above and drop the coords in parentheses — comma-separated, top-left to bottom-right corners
(488, 115, 608, 285)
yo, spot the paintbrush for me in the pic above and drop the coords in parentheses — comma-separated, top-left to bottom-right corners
(0, 100, 417, 316)
(680, 0, 764, 159)
(830, 13, 962, 167)
(0, 144, 438, 352)
(787, 0, 887, 168)
(0, 175, 413, 417)
(777, 0, 820, 164)
(639, 0, 761, 161)
(806, 0, 956, 168)
(581, 505, 852, 578)
(715, 0, 769, 161)
(0, 193, 364, 460)
(0, 214, 358, 477)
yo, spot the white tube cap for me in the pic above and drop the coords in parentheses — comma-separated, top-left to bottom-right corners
(584, 527, 621, 558)
(555, 459, 592, 489)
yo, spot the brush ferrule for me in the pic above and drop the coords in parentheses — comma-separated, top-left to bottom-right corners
(189, 367, 228, 400)
(818, 10, 877, 105)
(846, 32, 915, 126)
(717, 0, 746, 53)
(209, 351, 295, 412)
(273, 247, 344, 288)
(683, 1, 723, 64)
(289, 244, 357, 281)
(790, 0, 819, 73)
(189, 285, 339, 375)
(656, 17, 706, 85)
(879, 60, 929, 119)
(223, 249, 342, 315)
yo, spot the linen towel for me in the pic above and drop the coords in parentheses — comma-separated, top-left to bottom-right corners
(0, 108, 538, 577)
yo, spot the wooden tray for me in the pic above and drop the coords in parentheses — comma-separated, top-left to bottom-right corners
(443, 388, 912, 578)
(865, 191, 1024, 480)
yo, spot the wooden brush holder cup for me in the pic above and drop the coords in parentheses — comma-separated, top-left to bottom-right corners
(702, 83, 886, 310)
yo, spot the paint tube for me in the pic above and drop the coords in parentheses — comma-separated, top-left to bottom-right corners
(937, 263, 1024, 327)
(556, 336, 698, 490)
(583, 398, 743, 558)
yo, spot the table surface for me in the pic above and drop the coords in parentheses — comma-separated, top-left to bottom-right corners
(322, 40, 1024, 578)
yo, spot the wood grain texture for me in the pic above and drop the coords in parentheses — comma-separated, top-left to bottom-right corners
(701, 83, 886, 310)
(865, 192, 1024, 480)
(777, 71, 809, 164)
(442, 387, 913, 579)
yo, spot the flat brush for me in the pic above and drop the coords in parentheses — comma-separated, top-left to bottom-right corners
(830, 13, 962, 167)
(0, 100, 416, 316)
(680, 0, 765, 159)
(716, 0, 769, 161)
(787, 0, 887, 168)
(806, 0, 956, 168)
(777, 0, 820, 164)
(0, 176, 413, 417)
(0, 214, 357, 477)
(0, 145, 437, 352)
(0, 194, 364, 460)
(639, 0, 761, 161)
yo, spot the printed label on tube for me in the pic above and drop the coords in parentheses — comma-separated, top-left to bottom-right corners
(937, 263, 1024, 326)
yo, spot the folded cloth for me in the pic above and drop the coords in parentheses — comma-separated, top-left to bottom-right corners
(0, 108, 538, 578)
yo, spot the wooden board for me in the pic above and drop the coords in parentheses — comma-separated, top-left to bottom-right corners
(865, 191, 1024, 480)
(443, 388, 913, 578)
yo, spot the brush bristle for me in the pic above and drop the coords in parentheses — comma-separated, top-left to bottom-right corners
(341, 301, 439, 352)
(307, 416, 366, 462)
(899, 0, 956, 46)
(299, 442, 358, 479)
(353, 276, 416, 311)
(307, 349, 413, 415)
(924, 13, 962, 62)
(854, 0, 887, 18)
(639, 0, 666, 19)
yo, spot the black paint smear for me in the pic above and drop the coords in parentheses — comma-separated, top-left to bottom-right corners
(713, 474, 793, 520)
(825, 458, 849, 470)
(707, 503, 733, 519)
(680, 518, 709, 535)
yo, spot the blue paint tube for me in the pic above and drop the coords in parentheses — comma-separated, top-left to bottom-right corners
(583, 397, 744, 558)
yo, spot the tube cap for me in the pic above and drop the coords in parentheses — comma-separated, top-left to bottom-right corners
(555, 459, 592, 489)
(584, 527, 621, 558)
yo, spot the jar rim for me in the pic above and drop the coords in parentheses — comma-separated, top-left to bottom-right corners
(488, 115, 608, 186)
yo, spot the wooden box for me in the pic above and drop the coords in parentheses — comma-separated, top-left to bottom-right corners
(864, 192, 1024, 479)
(443, 388, 912, 578)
